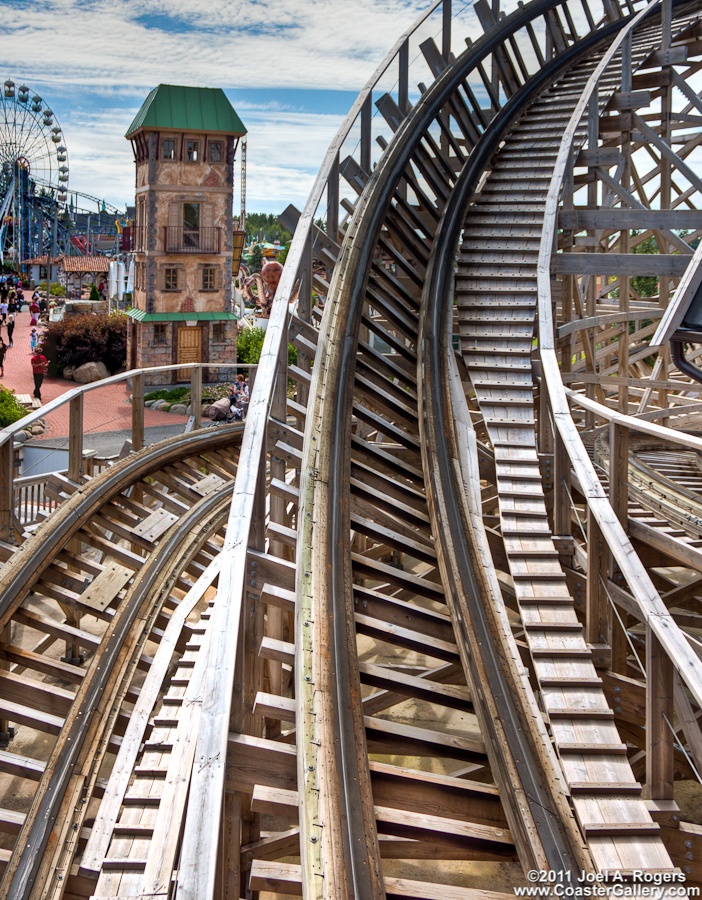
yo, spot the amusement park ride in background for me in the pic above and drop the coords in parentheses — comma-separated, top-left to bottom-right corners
(0, 79, 129, 269)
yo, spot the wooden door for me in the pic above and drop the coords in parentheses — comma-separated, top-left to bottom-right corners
(177, 326, 201, 381)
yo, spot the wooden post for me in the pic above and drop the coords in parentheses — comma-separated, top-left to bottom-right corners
(68, 394, 84, 484)
(361, 95, 372, 175)
(327, 152, 339, 243)
(609, 421, 629, 673)
(191, 366, 202, 431)
(608, 422, 628, 527)
(644, 626, 674, 800)
(586, 511, 610, 647)
(553, 428, 571, 539)
(398, 39, 409, 115)
(0, 439, 14, 544)
(442, 0, 452, 60)
(299, 230, 313, 324)
(584, 88, 599, 429)
(132, 372, 144, 452)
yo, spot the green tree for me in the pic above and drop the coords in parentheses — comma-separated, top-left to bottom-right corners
(89, 283, 100, 302)
(237, 327, 266, 366)
(277, 241, 291, 266)
(250, 244, 264, 273)
(237, 326, 297, 371)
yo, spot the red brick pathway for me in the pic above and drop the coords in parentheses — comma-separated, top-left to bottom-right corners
(0, 306, 188, 440)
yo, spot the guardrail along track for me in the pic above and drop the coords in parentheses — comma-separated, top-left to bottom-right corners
(451, 9, 700, 875)
(5, 0, 702, 896)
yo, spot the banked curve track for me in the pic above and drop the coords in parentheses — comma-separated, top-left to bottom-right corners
(4, 0, 702, 897)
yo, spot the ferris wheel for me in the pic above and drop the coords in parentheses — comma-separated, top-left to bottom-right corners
(0, 79, 69, 265)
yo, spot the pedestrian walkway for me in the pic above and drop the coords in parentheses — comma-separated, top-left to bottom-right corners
(0, 305, 188, 440)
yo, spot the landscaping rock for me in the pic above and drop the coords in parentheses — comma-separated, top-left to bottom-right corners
(30, 425, 44, 436)
(63, 365, 76, 381)
(73, 361, 110, 384)
(151, 399, 168, 410)
(186, 405, 192, 415)
(13, 431, 27, 443)
(144, 399, 155, 408)
(201, 405, 211, 418)
(169, 404, 188, 415)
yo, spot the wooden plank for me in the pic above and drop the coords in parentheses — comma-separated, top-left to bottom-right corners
(78, 562, 133, 613)
(551, 252, 690, 276)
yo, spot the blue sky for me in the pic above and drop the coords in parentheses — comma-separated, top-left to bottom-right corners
(0, 0, 447, 216)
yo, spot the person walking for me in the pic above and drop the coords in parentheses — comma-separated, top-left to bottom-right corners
(6, 313, 15, 347)
(31, 349, 48, 401)
(1, 299, 8, 323)
(30, 327, 38, 352)
(0, 339, 7, 378)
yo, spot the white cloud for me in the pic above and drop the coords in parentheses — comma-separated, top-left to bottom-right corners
(0, 0, 487, 214)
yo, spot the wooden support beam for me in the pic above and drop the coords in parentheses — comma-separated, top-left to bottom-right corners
(553, 429, 571, 539)
(559, 208, 702, 231)
(132, 372, 144, 453)
(645, 626, 674, 801)
(0, 440, 14, 544)
(191, 366, 202, 431)
(68, 394, 84, 484)
(586, 511, 610, 648)
(551, 252, 690, 277)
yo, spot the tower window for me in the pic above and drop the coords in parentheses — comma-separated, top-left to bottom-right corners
(213, 323, 226, 342)
(202, 267, 216, 291)
(209, 142, 222, 162)
(154, 324, 168, 343)
(162, 139, 175, 160)
(186, 140, 199, 162)
(164, 268, 179, 291)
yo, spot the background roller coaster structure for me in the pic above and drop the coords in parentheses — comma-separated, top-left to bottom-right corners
(2, 0, 702, 897)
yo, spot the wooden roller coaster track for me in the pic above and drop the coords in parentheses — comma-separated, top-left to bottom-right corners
(2, 0, 702, 896)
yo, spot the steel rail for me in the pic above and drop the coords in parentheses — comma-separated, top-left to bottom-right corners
(3, 480, 237, 899)
(294, 2, 651, 892)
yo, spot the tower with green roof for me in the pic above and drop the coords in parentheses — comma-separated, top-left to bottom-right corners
(125, 84, 246, 385)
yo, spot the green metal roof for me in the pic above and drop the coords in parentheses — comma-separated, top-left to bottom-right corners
(127, 309, 238, 322)
(126, 85, 247, 138)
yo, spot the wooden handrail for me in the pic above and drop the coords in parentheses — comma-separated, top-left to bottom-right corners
(537, 0, 702, 712)
(0, 362, 256, 448)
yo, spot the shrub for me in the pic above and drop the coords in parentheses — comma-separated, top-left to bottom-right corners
(89, 284, 100, 302)
(41, 312, 127, 376)
(37, 281, 66, 297)
(144, 387, 190, 403)
(237, 327, 266, 366)
(0, 389, 27, 427)
(236, 326, 298, 373)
